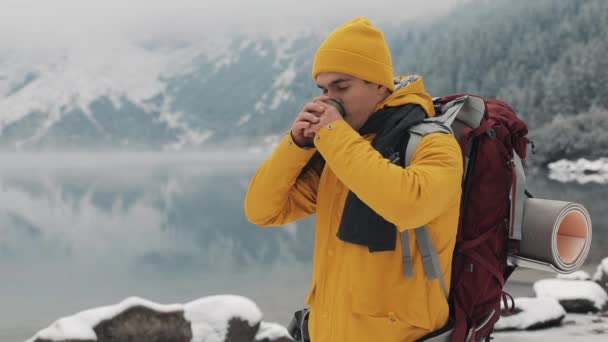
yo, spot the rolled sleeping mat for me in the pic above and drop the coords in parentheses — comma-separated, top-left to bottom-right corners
(508, 198, 592, 274)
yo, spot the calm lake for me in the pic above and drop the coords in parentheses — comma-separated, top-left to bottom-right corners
(1, 153, 606, 341)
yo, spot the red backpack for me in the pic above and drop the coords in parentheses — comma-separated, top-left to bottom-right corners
(400, 94, 529, 342)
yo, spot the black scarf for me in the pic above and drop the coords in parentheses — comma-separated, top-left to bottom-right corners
(302, 104, 427, 252)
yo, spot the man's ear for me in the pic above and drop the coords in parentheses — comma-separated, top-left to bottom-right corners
(377, 84, 389, 95)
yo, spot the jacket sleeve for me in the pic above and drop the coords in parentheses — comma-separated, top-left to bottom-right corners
(313, 119, 463, 230)
(244, 133, 320, 226)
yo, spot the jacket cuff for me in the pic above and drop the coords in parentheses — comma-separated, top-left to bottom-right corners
(312, 119, 355, 152)
(276, 132, 318, 160)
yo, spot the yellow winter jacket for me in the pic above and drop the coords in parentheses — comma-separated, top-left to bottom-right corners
(244, 76, 463, 342)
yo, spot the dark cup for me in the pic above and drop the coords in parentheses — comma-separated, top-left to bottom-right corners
(325, 98, 346, 117)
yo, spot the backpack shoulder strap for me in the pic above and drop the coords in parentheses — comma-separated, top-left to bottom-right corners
(404, 94, 482, 165)
(404, 122, 452, 166)
(400, 122, 451, 293)
(416, 226, 449, 298)
(401, 95, 485, 296)
(401, 116, 452, 286)
(400, 225, 448, 299)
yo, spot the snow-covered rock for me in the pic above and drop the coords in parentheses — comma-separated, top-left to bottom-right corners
(26, 295, 294, 342)
(556, 270, 592, 281)
(495, 297, 566, 331)
(593, 257, 608, 293)
(495, 313, 608, 341)
(548, 158, 608, 184)
(549, 158, 608, 173)
(534, 279, 608, 313)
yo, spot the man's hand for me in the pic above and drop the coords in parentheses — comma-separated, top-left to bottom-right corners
(290, 96, 330, 147)
(303, 98, 345, 137)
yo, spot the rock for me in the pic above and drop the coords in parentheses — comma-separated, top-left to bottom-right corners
(225, 317, 260, 342)
(593, 257, 608, 293)
(495, 297, 566, 331)
(27, 296, 294, 342)
(534, 279, 608, 313)
(559, 299, 604, 314)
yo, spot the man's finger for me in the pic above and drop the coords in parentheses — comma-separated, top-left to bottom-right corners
(313, 100, 330, 110)
(312, 95, 331, 102)
(296, 111, 321, 123)
(302, 103, 325, 116)
(306, 122, 323, 135)
(303, 126, 318, 138)
(293, 121, 311, 132)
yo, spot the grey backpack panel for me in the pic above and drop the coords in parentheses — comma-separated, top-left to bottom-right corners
(403, 95, 487, 341)
(401, 95, 486, 287)
(405, 95, 485, 170)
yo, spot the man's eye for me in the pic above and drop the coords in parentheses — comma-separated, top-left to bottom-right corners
(337, 86, 349, 91)
(321, 89, 328, 95)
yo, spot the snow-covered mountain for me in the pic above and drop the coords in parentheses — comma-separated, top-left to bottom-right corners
(2, 0, 607, 154)
(0, 32, 321, 151)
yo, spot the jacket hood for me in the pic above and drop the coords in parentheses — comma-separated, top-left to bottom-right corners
(375, 75, 436, 117)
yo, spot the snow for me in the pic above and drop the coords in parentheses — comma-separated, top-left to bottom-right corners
(269, 33, 301, 68)
(26, 295, 263, 342)
(254, 57, 298, 113)
(256, 82, 294, 113)
(0, 29, 306, 144)
(548, 158, 608, 184)
(495, 297, 565, 331)
(238, 39, 270, 58)
(534, 279, 608, 311)
(0, 39, 167, 128)
(557, 270, 592, 281)
(185, 295, 262, 342)
(255, 322, 291, 340)
(163, 129, 214, 151)
(237, 114, 252, 126)
(593, 257, 608, 283)
(494, 314, 608, 341)
(269, 89, 292, 110)
(212, 53, 238, 73)
(0, 36, 233, 147)
(273, 62, 297, 88)
(254, 93, 269, 113)
(158, 110, 214, 150)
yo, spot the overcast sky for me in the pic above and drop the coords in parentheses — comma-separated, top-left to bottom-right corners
(0, 0, 464, 52)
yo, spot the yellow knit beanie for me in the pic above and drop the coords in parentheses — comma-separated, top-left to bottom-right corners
(312, 17, 394, 91)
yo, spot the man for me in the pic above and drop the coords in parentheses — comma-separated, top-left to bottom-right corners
(244, 17, 463, 342)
